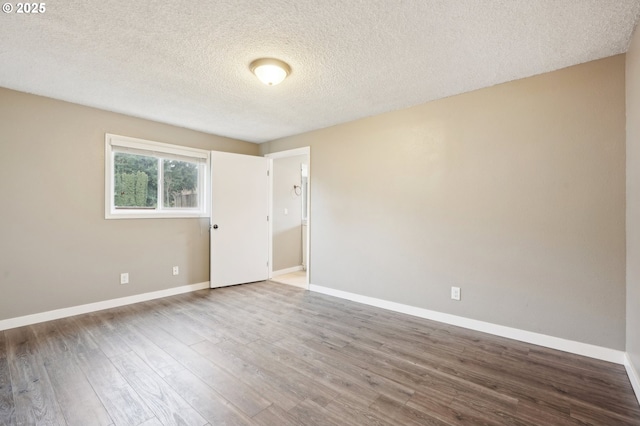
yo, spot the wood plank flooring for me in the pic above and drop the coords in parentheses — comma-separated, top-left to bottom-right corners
(0, 281, 638, 425)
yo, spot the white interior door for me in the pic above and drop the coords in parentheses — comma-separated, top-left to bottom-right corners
(210, 151, 270, 288)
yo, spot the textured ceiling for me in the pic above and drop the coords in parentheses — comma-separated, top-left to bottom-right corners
(1, 1, 639, 143)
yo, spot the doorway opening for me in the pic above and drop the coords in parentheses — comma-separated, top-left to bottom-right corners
(265, 147, 310, 289)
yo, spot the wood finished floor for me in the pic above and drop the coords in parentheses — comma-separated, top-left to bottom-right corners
(0, 282, 638, 426)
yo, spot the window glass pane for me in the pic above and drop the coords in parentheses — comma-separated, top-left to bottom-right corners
(114, 152, 158, 209)
(163, 159, 199, 208)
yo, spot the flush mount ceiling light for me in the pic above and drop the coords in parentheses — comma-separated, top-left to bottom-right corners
(250, 58, 291, 86)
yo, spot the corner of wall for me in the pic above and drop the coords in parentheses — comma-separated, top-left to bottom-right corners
(625, 354, 640, 405)
(626, 15, 640, 406)
(258, 141, 271, 156)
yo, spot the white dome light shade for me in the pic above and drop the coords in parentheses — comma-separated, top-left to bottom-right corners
(250, 58, 291, 86)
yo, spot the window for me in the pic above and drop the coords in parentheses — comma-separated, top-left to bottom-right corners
(105, 134, 209, 219)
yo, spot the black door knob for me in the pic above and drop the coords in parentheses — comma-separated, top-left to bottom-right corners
(213, 224, 219, 229)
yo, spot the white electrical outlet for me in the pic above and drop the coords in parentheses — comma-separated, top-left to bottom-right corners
(120, 273, 129, 285)
(451, 286, 461, 301)
(172, 266, 179, 276)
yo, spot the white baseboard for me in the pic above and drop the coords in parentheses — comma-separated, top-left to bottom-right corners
(625, 354, 640, 405)
(271, 265, 304, 278)
(0, 282, 210, 331)
(309, 284, 625, 365)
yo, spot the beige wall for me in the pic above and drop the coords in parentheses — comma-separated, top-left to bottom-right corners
(262, 55, 627, 350)
(272, 155, 306, 271)
(627, 26, 640, 371)
(0, 88, 259, 321)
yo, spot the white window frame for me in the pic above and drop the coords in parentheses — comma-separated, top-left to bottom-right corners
(105, 133, 210, 219)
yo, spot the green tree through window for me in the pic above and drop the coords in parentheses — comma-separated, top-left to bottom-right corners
(163, 159, 198, 208)
(114, 153, 199, 209)
(114, 153, 157, 208)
